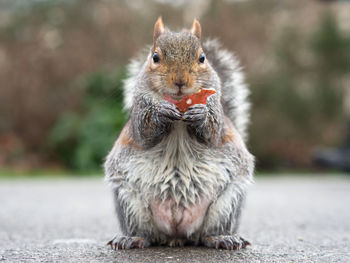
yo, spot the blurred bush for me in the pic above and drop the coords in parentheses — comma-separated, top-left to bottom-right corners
(0, 0, 349, 172)
(49, 70, 127, 170)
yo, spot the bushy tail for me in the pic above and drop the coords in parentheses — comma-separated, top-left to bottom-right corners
(203, 39, 251, 142)
(122, 50, 149, 111)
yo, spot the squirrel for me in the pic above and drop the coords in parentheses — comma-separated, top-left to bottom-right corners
(104, 17, 254, 250)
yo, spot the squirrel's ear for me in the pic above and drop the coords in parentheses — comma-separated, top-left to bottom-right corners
(191, 19, 201, 39)
(153, 17, 165, 43)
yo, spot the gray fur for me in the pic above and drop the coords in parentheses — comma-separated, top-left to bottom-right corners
(123, 39, 251, 142)
(105, 34, 254, 249)
(157, 32, 200, 68)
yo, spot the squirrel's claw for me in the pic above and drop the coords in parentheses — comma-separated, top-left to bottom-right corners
(202, 235, 251, 250)
(182, 104, 208, 124)
(168, 238, 185, 247)
(157, 101, 182, 122)
(107, 236, 150, 250)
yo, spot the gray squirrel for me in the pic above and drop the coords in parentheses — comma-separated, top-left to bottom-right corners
(104, 17, 254, 250)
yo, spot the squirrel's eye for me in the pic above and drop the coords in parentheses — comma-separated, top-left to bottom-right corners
(199, 53, 205, 63)
(153, 52, 160, 63)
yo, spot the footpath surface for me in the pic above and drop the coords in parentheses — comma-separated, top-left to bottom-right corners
(0, 175, 349, 263)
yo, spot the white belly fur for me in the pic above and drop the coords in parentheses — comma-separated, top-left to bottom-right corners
(125, 122, 237, 237)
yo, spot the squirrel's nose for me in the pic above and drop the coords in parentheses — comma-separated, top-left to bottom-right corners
(174, 82, 185, 89)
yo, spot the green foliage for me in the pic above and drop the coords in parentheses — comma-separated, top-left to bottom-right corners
(49, 69, 127, 170)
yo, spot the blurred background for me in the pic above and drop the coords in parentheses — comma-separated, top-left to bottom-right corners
(0, 0, 349, 176)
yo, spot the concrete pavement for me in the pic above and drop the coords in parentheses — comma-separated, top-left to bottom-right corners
(0, 175, 350, 262)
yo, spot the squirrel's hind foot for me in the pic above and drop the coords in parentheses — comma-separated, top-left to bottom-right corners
(107, 236, 150, 250)
(202, 235, 250, 250)
(168, 238, 185, 247)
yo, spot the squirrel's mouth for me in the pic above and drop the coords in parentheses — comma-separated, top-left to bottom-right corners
(164, 88, 199, 100)
(168, 91, 185, 100)
(163, 91, 185, 101)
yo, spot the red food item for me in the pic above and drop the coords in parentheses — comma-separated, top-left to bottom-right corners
(164, 88, 216, 113)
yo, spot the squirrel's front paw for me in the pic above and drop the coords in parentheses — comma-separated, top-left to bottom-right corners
(182, 104, 208, 127)
(157, 100, 182, 124)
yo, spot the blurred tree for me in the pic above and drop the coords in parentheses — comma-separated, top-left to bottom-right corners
(250, 11, 350, 169)
(311, 12, 350, 172)
(310, 12, 350, 119)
